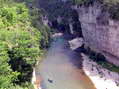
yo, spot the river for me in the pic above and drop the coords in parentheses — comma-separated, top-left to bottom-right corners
(36, 35, 96, 89)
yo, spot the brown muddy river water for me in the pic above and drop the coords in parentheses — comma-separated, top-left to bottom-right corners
(37, 36, 96, 89)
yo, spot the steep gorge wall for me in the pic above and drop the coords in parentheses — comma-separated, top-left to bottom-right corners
(38, 0, 119, 66)
(76, 2, 119, 66)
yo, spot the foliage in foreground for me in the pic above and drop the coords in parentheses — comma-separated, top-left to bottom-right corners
(0, 0, 51, 88)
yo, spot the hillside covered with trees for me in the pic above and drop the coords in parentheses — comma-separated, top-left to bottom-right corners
(0, 0, 51, 89)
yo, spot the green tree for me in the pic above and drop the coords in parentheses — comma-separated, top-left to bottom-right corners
(0, 42, 18, 89)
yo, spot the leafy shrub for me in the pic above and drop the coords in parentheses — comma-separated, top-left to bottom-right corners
(85, 47, 106, 62)
(0, 29, 41, 87)
(96, 53, 106, 62)
(0, 42, 19, 89)
(89, 50, 97, 61)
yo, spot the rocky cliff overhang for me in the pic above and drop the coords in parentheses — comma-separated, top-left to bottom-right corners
(76, 1, 119, 66)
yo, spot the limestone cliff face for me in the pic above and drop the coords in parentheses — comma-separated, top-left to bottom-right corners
(76, 3, 119, 66)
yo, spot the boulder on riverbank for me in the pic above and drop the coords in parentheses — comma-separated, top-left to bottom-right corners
(68, 37, 84, 50)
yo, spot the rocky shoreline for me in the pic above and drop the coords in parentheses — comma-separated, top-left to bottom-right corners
(32, 68, 42, 89)
(82, 53, 119, 89)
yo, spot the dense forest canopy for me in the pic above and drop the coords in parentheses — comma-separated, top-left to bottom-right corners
(0, 0, 51, 89)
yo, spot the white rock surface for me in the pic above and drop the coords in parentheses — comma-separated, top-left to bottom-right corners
(81, 53, 119, 89)
(68, 37, 84, 50)
(52, 33, 63, 38)
(32, 68, 42, 89)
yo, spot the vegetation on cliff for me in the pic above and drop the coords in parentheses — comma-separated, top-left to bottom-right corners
(39, 0, 74, 23)
(75, 0, 119, 4)
(75, 0, 119, 20)
(0, 0, 51, 89)
(84, 47, 119, 73)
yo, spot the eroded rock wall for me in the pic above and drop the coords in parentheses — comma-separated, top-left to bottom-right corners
(76, 2, 119, 66)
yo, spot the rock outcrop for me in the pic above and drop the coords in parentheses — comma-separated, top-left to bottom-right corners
(76, 2, 119, 66)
